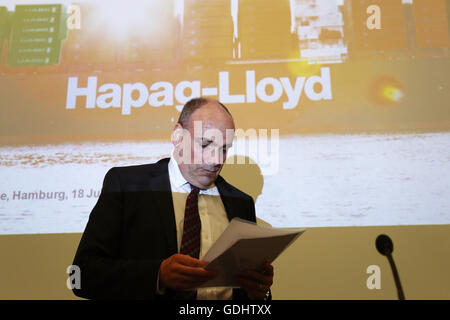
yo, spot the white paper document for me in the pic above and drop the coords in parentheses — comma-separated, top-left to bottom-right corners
(199, 218, 306, 288)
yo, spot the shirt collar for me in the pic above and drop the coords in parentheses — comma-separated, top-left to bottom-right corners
(168, 152, 189, 190)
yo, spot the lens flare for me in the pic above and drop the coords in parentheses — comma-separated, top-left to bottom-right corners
(286, 52, 322, 77)
(382, 86, 404, 102)
(369, 76, 405, 106)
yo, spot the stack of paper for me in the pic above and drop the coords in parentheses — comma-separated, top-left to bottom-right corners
(199, 218, 306, 288)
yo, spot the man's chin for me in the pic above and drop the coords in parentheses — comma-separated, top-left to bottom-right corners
(197, 174, 218, 188)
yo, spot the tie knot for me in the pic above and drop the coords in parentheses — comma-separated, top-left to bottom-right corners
(189, 183, 200, 194)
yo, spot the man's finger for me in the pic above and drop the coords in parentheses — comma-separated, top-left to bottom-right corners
(174, 253, 208, 267)
(174, 254, 209, 268)
(167, 268, 217, 290)
(236, 274, 270, 289)
(238, 269, 272, 286)
(260, 262, 274, 276)
(172, 274, 211, 290)
(175, 264, 218, 279)
(170, 255, 217, 278)
(235, 275, 269, 295)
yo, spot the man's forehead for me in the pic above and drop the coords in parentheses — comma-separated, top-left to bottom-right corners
(201, 119, 234, 130)
(188, 119, 234, 134)
(195, 126, 235, 139)
(190, 121, 235, 144)
(189, 102, 234, 127)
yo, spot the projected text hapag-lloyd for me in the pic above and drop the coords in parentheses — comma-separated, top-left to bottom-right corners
(65, 68, 332, 115)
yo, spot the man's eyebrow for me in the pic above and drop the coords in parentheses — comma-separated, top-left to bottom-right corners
(200, 138, 232, 148)
(200, 137, 214, 144)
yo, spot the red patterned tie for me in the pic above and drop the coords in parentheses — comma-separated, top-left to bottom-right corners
(180, 184, 201, 258)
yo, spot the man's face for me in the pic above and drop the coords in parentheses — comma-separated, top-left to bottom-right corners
(172, 102, 235, 189)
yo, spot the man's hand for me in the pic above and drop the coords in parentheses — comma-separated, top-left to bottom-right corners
(235, 261, 274, 300)
(159, 254, 218, 291)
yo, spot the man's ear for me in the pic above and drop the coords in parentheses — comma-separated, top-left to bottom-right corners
(171, 123, 184, 147)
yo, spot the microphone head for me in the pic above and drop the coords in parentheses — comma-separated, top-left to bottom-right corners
(376, 234, 393, 256)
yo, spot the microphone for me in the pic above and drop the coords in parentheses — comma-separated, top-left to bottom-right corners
(375, 234, 405, 300)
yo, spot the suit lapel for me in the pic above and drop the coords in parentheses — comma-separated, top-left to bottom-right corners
(148, 159, 178, 255)
(216, 176, 239, 222)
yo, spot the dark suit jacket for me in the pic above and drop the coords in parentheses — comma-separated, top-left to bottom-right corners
(72, 158, 256, 300)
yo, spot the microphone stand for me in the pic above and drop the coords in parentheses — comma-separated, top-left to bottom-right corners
(376, 234, 405, 300)
(386, 252, 405, 300)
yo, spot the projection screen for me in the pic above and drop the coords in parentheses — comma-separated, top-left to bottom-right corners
(0, 0, 449, 234)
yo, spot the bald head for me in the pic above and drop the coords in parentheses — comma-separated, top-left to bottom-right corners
(177, 97, 234, 130)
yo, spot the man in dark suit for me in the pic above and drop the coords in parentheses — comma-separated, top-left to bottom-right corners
(72, 97, 274, 300)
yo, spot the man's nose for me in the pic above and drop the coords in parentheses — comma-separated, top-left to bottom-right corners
(204, 148, 225, 166)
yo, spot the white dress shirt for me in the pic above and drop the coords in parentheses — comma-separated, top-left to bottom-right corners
(166, 155, 233, 300)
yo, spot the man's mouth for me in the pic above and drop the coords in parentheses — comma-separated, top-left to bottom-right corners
(201, 168, 218, 175)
